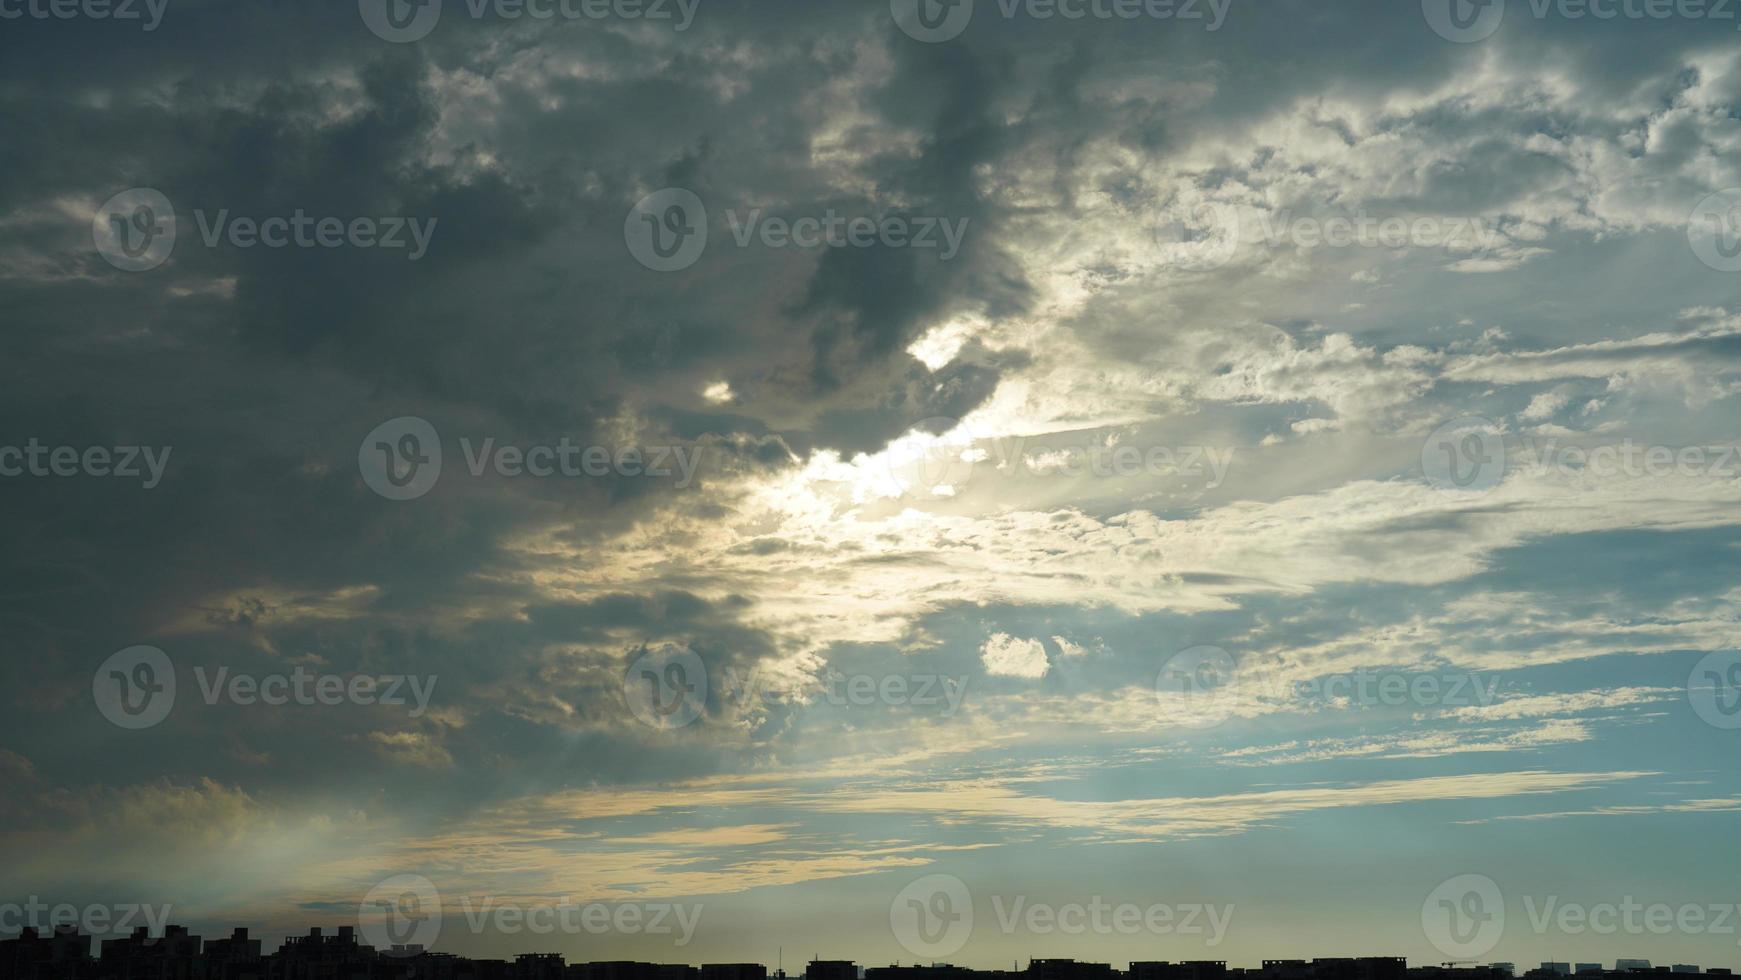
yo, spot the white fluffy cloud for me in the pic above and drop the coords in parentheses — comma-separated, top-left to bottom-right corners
(980, 632, 1051, 679)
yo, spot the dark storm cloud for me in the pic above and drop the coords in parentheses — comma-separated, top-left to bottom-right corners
(0, 0, 1001, 703)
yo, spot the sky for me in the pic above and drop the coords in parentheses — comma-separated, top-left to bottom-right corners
(2, 0, 1741, 971)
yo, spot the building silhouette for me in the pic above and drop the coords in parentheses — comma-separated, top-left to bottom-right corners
(805, 962, 856, 980)
(0, 928, 89, 980)
(100, 927, 203, 980)
(1127, 963, 1227, 980)
(3, 931, 1737, 980)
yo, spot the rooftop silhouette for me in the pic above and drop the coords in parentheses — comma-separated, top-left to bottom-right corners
(2, 930, 1734, 980)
